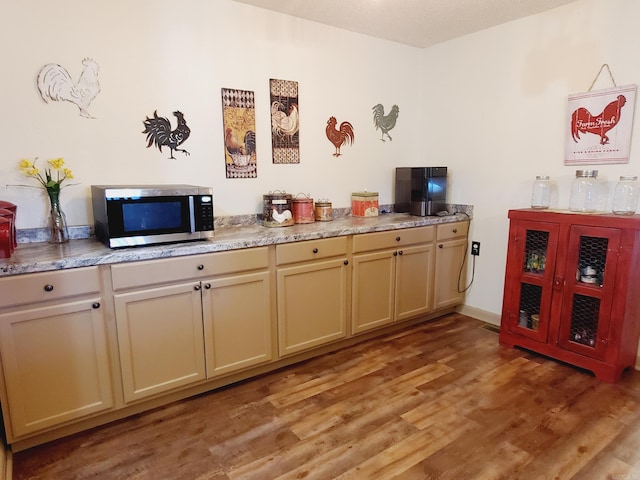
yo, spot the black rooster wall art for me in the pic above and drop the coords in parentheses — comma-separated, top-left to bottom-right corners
(142, 110, 191, 159)
(372, 104, 399, 142)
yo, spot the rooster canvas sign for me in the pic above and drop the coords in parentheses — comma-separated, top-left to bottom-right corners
(37, 58, 101, 118)
(222, 88, 257, 179)
(565, 85, 636, 165)
(270, 79, 300, 164)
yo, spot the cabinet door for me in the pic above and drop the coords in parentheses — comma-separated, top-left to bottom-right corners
(501, 220, 559, 343)
(395, 243, 434, 321)
(433, 238, 467, 310)
(352, 250, 395, 334)
(202, 271, 272, 377)
(277, 258, 348, 356)
(557, 225, 620, 359)
(0, 299, 113, 437)
(114, 283, 206, 403)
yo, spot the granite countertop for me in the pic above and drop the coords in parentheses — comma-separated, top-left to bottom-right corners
(0, 211, 471, 277)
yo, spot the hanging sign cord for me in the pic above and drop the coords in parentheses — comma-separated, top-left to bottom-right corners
(588, 64, 617, 91)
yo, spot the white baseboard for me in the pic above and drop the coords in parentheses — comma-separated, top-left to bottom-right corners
(456, 304, 501, 326)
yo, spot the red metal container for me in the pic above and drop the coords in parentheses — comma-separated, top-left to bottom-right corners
(292, 194, 315, 224)
(0, 201, 16, 251)
(0, 217, 11, 259)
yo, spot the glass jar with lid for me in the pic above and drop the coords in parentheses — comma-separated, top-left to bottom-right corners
(531, 175, 551, 209)
(612, 175, 640, 215)
(569, 170, 598, 213)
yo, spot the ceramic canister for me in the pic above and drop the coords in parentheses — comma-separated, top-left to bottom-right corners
(292, 194, 315, 224)
(263, 191, 294, 227)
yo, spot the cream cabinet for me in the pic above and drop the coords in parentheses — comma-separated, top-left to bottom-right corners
(0, 267, 114, 439)
(433, 221, 468, 310)
(276, 237, 349, 356)
(351, 226, 435, 334)
(111, 247, 272, 403)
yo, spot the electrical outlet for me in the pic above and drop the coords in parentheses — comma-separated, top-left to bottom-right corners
(471, 241, 480, 256)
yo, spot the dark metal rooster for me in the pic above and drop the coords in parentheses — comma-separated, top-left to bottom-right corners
(142, 110, 191, 159)
(372, 104, 399, 142)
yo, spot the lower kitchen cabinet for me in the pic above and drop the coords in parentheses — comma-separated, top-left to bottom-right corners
(111, 247, 273, 402)
(0, 267, 113, 439)
(202, 270, 272, 377)
(433, 221, 469, 309)
(114, 283, 206, 403)
(276, 237, 349, 356)
(351, 226, 435, 334)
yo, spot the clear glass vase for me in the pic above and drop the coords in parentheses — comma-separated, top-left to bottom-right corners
(47, 190, 70, 244)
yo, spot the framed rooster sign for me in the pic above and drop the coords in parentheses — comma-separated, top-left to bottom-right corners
(565, 84, 637, 165)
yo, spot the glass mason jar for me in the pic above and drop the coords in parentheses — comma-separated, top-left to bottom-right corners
(612, 175, 640, 215)
(569, 170, 598, 213)
(531, 175, 551, 209)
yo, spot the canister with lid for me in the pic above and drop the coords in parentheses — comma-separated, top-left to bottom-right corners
(351, 191, 379, 217)
(263, 191, 294, 227)
(292, 193, 315, 224)
(0, 201, 16, 251)
(612, 175, 640, 215)
(314, 199, 333, 221)
(569, 170, 598, 213)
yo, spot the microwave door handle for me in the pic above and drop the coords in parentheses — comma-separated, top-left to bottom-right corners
(189, 196, 196, 232)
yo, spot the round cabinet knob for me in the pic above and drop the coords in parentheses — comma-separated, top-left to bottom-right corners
(313, 248, 319, 254)
(44, 284, 54, 292)
(396, 236, 401, 242)
(343, 260, 349, 265)
(197, 264, 204, 270)
(92, 302, 101, 309)
(453, 229, 458, 233)
(204, 283, 211, 289)
(398, 250, 404, 256)
(393, 251, 398, 256)
(439, 244, 444, 248)
(194, 284, 201, 291)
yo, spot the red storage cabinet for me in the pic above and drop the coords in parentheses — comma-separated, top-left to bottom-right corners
(499, 209, 640, 382)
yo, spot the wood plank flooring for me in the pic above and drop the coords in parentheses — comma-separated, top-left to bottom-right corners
(11, 313, 640, 479)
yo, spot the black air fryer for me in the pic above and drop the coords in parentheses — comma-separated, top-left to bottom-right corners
(395, 167, 447, 216)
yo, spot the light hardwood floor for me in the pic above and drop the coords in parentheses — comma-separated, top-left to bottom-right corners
(11, 313, 640, 479)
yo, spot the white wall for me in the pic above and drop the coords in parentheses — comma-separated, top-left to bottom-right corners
(421, 0, 640, 320)
(2, 0, 639, 321)
(0, 0, 423, 223)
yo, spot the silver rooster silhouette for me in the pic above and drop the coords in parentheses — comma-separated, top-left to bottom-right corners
(372, 104, 399, 142)
(37, 58, 101, 118)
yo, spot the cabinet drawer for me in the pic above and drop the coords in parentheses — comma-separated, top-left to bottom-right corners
(0, 267, 101, 309)
(352, 226, 434, 254)
(111, 247, 269, 290)
(276, 237, 347, 265)
(436, 221, 468, 241)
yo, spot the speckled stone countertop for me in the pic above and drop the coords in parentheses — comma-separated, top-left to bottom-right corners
(0, 209, 471, 277)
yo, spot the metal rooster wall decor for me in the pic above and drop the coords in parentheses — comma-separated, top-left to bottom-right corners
(222, 88, 257, 178)
(142, 110, 191, 160)
(270, 79, 300, 164)
(372, 104, 399, 142)
(326, 117, 354, 157)
(37, 58, 101, 119)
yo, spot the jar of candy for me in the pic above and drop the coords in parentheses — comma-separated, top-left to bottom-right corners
(612, 175, 639, 215)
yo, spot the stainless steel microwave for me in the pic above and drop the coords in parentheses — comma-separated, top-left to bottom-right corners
(91, 184, 214, 248)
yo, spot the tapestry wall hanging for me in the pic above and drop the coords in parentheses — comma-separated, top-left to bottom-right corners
(221, 88, 257, 178)
(565, 84, 637, 165)
(270, 79, 300, 164)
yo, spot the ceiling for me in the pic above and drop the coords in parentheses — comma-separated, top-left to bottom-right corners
(233, 0, 578, 48)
